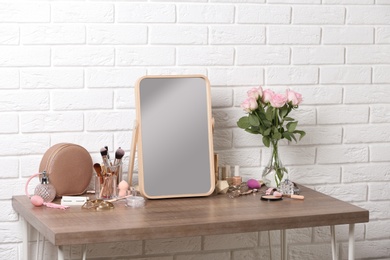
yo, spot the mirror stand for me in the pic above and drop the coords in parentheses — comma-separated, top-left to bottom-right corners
(128, 120, 139, 187)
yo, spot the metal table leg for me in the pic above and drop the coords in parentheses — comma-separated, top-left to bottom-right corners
(348, 224, 355, 260)
(81, 244, 87, 260)
(331, 225, 337, 260)
(36, 232, 42, 260)
(58, 245, 65, 260)
(21, 217, 30, 260)
(281, 230, 287, 260)
(41, 236, 45, 260)
(268, 231, 273, 260)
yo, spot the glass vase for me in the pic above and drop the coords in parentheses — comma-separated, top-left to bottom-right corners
(261, 140, 288, 188)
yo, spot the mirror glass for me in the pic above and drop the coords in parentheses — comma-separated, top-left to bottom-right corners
(135, 75, 215, 199)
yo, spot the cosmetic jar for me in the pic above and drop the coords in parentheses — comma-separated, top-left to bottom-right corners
(126, 196, 145, 208)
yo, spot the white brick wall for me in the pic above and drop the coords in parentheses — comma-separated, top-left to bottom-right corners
(268, 26, 321, 44)
(0, 47, 50, 66)
(21, 25, 86, 45)
(51, 3, 114, 23)
(1, 1, 389, 259)
(21, 69, 84, 89)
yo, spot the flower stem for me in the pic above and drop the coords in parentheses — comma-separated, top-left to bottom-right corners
(271, 140, 284, 187)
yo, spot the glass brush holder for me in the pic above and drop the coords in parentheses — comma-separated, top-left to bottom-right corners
(95, 163, 123, 200)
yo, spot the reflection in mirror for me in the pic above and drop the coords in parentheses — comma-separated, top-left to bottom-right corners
(135, 75, 215, 199)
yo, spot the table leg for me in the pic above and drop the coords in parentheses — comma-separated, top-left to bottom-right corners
(348, 224, 355, 260)
(58, 245, 65, 260)
(21, 217, 30, 260)
(36, 232, 41, 260)
(41, 237, 45, 260)
(330, 225, 337, 260)
(268, 231, 273, 260)
(281, 229, 287, 260)
(81, 244, 87, 260)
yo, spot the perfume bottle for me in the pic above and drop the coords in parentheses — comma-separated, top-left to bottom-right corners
(34, 171, 56, 203)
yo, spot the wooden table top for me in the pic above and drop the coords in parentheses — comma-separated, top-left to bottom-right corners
(12, 185, 369, 246)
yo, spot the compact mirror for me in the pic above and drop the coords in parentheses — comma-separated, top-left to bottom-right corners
(132, 75, 215, 199)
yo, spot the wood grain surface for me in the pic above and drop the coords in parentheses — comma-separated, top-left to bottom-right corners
(12, 185, 369, 246)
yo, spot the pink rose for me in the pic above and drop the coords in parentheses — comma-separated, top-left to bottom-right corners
(262, 89, 275, 104)
(270, 93, 287, 108)
(257, 86, 263, 97)
(240, 97, 258, 113)
(286, 89, 303, 106)
(247, 86, 263, 100)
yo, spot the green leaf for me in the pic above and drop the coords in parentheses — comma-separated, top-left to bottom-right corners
(280, 106, 288, 118)
(294, 130, 306, 140)
(282, 132, 292, 141)
(258, 112, 267, 120)
(264, 127, 272, 136)
(265, 107, 273, 121)
(245, 128, 259, 134)
(237, 117, 250, 129)
(273, 131, 282, 140)
(287, 121, 298, 132)
(262, 136, 270, 147)
(257, 105, 265, 114)
(263, 119, 272, 127)
(257, 125, 265, 135)
(291, 133, 298, 142)
(284, 117, 294, 121)
(249, 114, 260, 126)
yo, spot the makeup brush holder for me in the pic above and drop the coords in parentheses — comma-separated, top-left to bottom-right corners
(96, 174, 117, 200)
(110, 162, 123, 184)
(95, 162, 123, 200)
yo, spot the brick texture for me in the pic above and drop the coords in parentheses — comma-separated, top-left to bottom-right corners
(2, 1, 389, 260)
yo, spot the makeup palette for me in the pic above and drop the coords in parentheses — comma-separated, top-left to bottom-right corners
(261, 195, 283, 201)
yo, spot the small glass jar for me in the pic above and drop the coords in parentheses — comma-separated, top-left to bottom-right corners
(126, 189, 145, 208)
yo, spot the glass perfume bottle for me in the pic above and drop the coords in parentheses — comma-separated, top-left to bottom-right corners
(34, 171, 56, 203)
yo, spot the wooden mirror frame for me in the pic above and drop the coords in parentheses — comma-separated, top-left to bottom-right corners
(129, 75, 215, 199)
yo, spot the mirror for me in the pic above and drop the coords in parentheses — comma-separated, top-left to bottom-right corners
(133, 75, 215, 199)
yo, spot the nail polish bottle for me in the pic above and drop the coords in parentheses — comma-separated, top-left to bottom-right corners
(232, 165, 242, 186)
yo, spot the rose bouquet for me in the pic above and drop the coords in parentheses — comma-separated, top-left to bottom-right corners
(237, 86, 306, 187)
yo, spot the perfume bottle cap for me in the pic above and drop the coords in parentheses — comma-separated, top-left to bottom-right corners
(41, 170, 49, 184)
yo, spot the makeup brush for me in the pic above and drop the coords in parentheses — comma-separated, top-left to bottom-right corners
(105, 146, 110, 160)
(114, 147, 125, 166)
(93, 163, 104, 184)
(100, 147, 111, 169)
(113, 147, 125, 182)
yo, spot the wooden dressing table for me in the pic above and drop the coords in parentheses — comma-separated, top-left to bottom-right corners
(12, 185, 369, 260)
